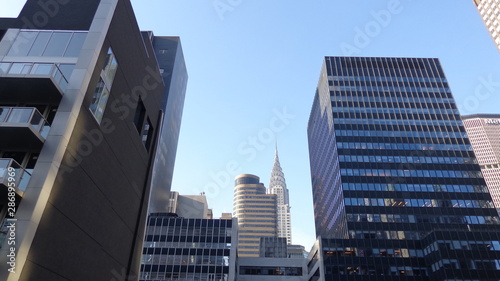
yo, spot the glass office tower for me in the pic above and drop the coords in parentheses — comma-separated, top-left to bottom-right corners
(307, 56, 500, 280)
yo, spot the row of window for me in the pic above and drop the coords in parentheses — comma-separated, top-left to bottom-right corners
(334, 118, 463, 127)
(7, 30, 87, 57)
(345, 197, 494, 208)
(333, 107, 459, 117)
(332, 85, 451, 94)
(330, 75, 447, 83)
(325, 265, 428, 276)
(342, 183, 488, 193)
(424, 240, 500, 255)
(240, 266, 302, 276)
(331, 95, 454, 104)
(340, 168, 482, 179)
(140, 272, 228, 280)
(348, 230, 425, 240)
(335, 129, 466, 139)
(431, 259, 500, 271)
(324, 247, 423, 258)
(143, 242, 231, 249)
(337, 142, 471, 152)
(141, 254, 229, 266)
(339, 155, 476, 165)
(346, 213, 500, 225)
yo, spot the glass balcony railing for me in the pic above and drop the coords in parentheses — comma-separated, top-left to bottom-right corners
(0, 158, 31, 194)
(0, 62, 71, 92)
(0, 107, 50, 139)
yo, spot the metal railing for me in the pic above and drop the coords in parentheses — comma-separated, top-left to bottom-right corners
(0, 107, 50, 138)
(0, 62, 70, 92)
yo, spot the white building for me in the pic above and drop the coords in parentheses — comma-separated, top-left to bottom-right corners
(267, 147, 292, 244)
(473, 0, 500, 52)
(463, 114, 500, 215)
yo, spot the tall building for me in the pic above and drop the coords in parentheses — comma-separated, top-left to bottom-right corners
(267, 147, 292, 244)
(463, 114, 500, 214)
(140, 213, 237, 281)
(148, 36, 188, 214)
(307, 56, 500, 280)
(233, 174, 277, 257)
(473, 0, 500, 52)
(0, 0, 185, 280)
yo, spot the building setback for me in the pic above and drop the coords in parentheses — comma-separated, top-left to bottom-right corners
(307, 56, 500, 280)
(233, 174, 277, 257)
(0, 0, 185, 280)
(473, 0, 500, 52)
(462, 114, 500, 215)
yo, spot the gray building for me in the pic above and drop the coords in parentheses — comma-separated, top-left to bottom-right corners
(140, 213, 238, 281)
(148, 36, 188, 214)
(237, 257, 306, 281)
(0, 0, 185, 280)
(307, 56, 500, 280)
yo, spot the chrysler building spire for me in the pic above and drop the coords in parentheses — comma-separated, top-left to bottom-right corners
(268, 146, 292, 244)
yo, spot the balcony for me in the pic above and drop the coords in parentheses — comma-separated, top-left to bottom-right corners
(0, 107, 50, 150)
(0, 62, 70, 104)
(0, 158, 31, 197)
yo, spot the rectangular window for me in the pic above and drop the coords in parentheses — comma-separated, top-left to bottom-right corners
(6, 30, 87, 58)
(142, 118, 154, 150)
(89, 47, 117, 123)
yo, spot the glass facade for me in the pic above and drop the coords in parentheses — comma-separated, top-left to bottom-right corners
(307, 56, 500, 280)
(140, 214, 234, 281)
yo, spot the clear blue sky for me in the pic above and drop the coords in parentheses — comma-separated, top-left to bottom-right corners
(3, 0, 500, 250)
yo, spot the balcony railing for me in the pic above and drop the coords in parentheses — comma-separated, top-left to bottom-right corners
(0, 62, 72, 103)
(0, 158, 31, 195)
(0, 62, 69, 91)
(0, 107, 50, 149)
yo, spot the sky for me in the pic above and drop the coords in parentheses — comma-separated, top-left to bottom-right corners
(2, 0, 500, 251)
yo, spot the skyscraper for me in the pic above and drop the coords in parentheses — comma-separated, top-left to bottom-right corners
(306, 56, 500, 280)
(233, 174, 277, 257)
(473, 0, 500, 52)
(267, 147, 292, 244)
(463, 114, 500, 215)
(0, 0, 185, 280)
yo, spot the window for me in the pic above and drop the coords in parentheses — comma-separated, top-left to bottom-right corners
(7, 30, 87, 57)
(89, 47, 118, 123)
(142, 118, 154, 151)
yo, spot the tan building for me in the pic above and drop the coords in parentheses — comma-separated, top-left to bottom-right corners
(473, 0, 500, 52)
(463, 114, 500, 215)
(233, 174, 277, 257)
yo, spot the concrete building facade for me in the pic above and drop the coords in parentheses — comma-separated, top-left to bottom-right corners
(463, 114, 500, 215)
(233, 174, 277, 257)
(0, 1, 185, 280)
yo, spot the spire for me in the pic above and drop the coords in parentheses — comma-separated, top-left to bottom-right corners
(269, 144, 287, 192)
